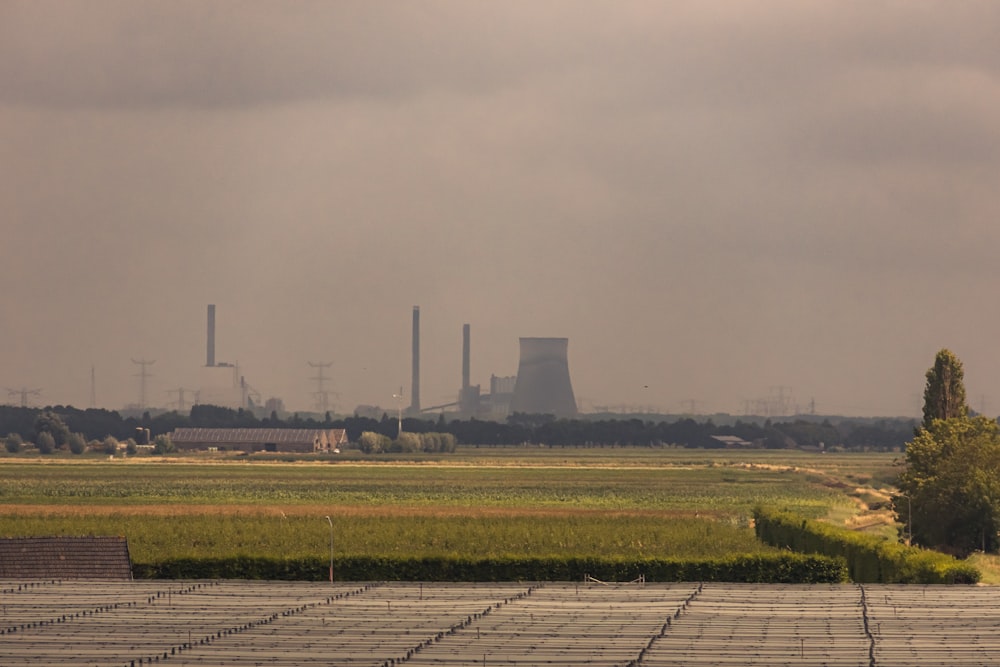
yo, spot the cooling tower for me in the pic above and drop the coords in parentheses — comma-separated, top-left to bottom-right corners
(510, 337, 578, 417)
(206, 304, 216, 367)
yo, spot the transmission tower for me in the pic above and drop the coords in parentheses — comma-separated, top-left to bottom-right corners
(131, 358, 156, 410)
(166, 387, 194, 413)
(6, 387, 41, 408)
(308, 361, 335, 414)
(679, 399, 702, 415)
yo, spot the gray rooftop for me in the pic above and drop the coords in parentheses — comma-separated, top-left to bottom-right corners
(171, 428, 343, 444)
(0, 537, 131, 580)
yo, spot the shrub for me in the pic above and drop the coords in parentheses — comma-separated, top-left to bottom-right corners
(67, 432, 87, 455)
(392, 432, 422, 453)
(754, 507, 980, 584)
(153, 434, 174, 455)
(5, 432, 23, 454)
(357, 431, 390, 454)
(103, 436, 120, 455)
(36, 431, 56, 455)
(132, 553, 847, 583)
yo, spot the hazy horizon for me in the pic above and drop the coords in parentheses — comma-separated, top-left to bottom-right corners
(3, 2, 999, 418)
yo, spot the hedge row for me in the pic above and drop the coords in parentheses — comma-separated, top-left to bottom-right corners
(133, 553, 847, 583)
(753, 507, 980, 584)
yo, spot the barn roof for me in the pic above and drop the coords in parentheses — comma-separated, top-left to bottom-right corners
(170, 428, 344, 444)
(0, 537, 132, 580)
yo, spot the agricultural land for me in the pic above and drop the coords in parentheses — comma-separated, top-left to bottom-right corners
(0, 447, 906, 576)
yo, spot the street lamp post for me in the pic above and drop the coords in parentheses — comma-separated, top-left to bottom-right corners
(325, 515, 334, 583)
(392, 387, 404, 438)
(898, 494, 912, 546)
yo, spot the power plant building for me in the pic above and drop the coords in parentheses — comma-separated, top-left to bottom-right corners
(198, 304, 247, 409)
(509, 337, 578, 417)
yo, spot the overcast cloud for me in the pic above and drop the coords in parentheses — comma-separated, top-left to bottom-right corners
(2, 1, 1000, 417)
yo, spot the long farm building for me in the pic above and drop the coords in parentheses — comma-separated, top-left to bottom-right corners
(169, 428, 347, 454)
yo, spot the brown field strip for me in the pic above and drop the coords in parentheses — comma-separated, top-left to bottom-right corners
(0, 502, 724, 520)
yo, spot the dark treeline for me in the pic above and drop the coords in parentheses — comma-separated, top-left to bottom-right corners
(0, 404, 916, 451)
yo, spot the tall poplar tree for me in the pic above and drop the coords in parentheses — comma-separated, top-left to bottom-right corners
(922, 348, 968, 429)
(897, 348, 1000, 555)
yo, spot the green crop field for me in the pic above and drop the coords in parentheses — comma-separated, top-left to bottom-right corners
(0, 447, 900, 567)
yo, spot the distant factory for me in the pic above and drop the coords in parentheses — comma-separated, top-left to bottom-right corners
(185, 303, 579, 421)
(510, 337, 577, 417)
(407, 306, 578, 420)
(198, 304, 262, 411)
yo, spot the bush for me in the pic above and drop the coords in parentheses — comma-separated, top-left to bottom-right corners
(754, 507, 980, 584)
(103, 436, 120, 455)
(153, 434, 174, 455)
(132, 553, 847, 583)
(392, 432, 421, 453)
(357, 431, 390, 454)
(5, 432, 23, 454)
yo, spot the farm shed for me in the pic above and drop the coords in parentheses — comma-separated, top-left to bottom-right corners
(0, 536, 132, 580)
(169, 428, 348, 453)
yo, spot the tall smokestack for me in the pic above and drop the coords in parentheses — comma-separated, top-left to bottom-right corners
(206, 304, 216, 367)
(410, 306, 420, 413)
(510, 337, 578, 417)
(462, 323, 471, 390)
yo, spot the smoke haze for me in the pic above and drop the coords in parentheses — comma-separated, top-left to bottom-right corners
(3, 2, 1000, 417)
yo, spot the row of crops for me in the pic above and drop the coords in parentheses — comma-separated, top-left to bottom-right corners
(4, 581, 999, 666)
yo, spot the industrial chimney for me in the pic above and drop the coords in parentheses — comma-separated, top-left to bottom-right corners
(458, 323, 481, 416)
(206, 304, 216, 367)
(462, 323, 471, 391)
(410, 306, 421, 413)
(510, 337, 577, 417)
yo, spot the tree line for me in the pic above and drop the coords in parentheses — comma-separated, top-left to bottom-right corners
(0, 402, 917, 453)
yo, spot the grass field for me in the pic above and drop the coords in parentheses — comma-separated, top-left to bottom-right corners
(0, 447, 902, 564)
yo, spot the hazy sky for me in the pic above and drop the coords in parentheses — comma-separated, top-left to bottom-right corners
(3, 1, 1000, 418)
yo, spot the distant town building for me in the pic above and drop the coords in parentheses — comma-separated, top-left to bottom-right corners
(170, 427, 347, 453)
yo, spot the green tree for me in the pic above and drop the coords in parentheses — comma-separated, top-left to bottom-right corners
(34, 411, 70, 448)
(36, 431, 56, 454)
(357, 431, 390, 454)
(103, 436, 120, 455)
(152, 434, 174, 455)
(897, 416, 1000, 555)
(67, 432, 87, 455)
(922, 349, 968, 429)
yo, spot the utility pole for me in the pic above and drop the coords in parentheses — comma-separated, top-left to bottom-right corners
(131, 358, 155, 410)
(90, 365, 97, 409)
